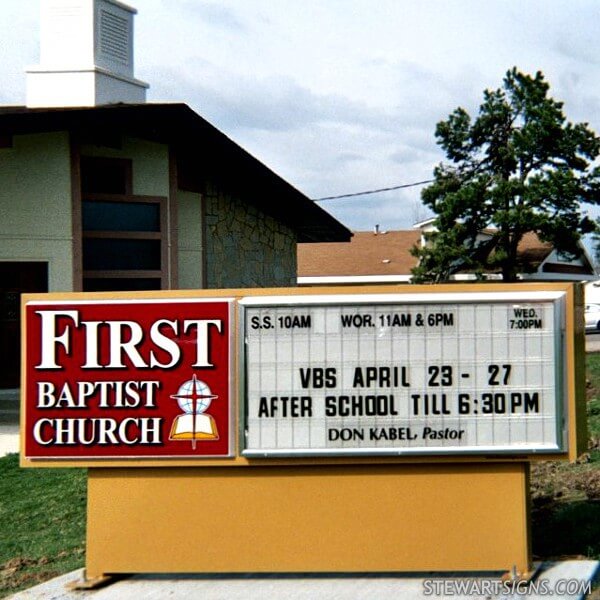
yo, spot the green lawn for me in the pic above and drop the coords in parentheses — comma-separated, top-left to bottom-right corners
(1, 356, 599, 597)
(530, 353, 600, 560)
(0, 458, 86, 597)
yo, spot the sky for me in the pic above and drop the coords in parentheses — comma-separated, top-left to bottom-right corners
(3, 0, 600, 233)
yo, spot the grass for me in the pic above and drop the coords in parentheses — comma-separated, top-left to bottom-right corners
(0, 356, 599, 597)
(531, 353, 600, 561)
(0, 458, 86, 597)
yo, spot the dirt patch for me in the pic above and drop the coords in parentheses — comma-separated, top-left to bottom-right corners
(0, 551, 80, 597)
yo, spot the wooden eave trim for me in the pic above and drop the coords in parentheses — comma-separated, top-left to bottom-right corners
(83, 270, 163, 279)
(82, 193, 166, 204)
(168, 145, 179, 290)
(82, 231, 162, 240)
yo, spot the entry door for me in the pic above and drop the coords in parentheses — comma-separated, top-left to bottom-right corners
(0, 262, 48, 388)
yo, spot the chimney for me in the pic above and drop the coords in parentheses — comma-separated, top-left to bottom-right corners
(26, 0, 149, 108)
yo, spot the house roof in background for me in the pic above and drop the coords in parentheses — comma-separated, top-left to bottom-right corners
(0, 103, 351, 243)
(517, 231, 553, 267)
(298, 229, 594, 279)
(298, 230, 421, 277)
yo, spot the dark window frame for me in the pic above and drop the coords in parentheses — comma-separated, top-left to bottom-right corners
(81, 157, 168, 289)
(81, 157, 133, 195)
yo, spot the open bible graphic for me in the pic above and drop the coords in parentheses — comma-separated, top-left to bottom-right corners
(169, 375, 219, 449)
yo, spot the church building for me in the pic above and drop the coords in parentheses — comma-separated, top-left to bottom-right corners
(0, 0, 351, 387)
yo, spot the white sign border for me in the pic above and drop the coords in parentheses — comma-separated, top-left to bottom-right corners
(239, 291, 568, 458)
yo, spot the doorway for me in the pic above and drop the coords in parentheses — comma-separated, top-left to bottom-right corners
(0, 262, 48, 388)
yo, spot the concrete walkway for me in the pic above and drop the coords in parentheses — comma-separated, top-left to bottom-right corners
(8, 561, 599, 600)
(0, 388, 19, 457)
(587, 338, 600, 353)
(0, 425, 19, 456)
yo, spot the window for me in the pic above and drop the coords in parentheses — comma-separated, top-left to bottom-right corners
(80, 157, 167, 291)
(0, 262, 47, 388)
(83, 278, 161, 292)
(555, 250, 579, 264)
(81, 157, 131, 195)
(82, 200, 160, 232)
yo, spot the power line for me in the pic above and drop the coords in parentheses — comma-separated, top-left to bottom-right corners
(312, 179, 434, 202)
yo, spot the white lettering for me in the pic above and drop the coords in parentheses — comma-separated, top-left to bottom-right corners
(184, 319, 222, 367)
(118, 418, 140, 445)
(37, 382, 56, 408)
(36, 310, 79, 369)
(107, 321, 146, 368)
(149, 319, 181, 368)
(81, 321, 103, 369)
(96, 418, 119, 444)
(31, 417, 164, 446)
(35, 312, 225, 371)
(32, 418, 53, 445)
(54, 418, 76, 444)
(77, 381, 96, 405)
(56, 382, 75, 408)
(139, 417, 162, 444)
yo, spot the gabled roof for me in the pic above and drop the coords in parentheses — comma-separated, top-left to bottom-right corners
(517, 232, 554, 266)
(298, 230, 420, 277)
(0, 103, 351, 243)
(298, 229, 594, 280)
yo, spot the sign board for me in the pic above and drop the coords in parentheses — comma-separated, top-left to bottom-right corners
(241, 291, 567, 457)
(23, 298, 232, 459)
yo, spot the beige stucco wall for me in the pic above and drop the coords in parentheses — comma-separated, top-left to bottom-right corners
(80, 137, 169, 196)
(204, 186, 297, 288)
(0, 133, 297, 294)
(177, 189, 203, 289)
(0, 132, 73, 291)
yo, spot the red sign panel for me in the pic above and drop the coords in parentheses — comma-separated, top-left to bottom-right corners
(23, 298, 232, 459)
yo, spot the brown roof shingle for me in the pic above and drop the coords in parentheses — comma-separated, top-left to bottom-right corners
(298, 230, 421, 277)
(298, 229, 591, 279)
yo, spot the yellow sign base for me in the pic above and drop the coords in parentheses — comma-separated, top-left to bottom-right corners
(86, 462, 531, 579)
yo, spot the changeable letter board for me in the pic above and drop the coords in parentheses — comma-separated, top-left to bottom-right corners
(241, 292, 567, 457)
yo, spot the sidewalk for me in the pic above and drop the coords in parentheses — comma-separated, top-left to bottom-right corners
(8, 561, 600, 600)
(0, 425, 19, 456)
(0, 388, 19, 457)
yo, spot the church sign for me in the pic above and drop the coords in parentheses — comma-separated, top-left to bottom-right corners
(23, 298, 233, 459)
(19, 285, 583, 580)
(21, 286, 578, 463)
(241, 291, 567, 457)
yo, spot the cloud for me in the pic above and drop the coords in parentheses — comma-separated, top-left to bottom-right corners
(335, 152, 365, 164)
(149, 63, 400, 134)
(167, 1, 246, 32)
(322, 188, 434, 231)
(145, 58, 444, 231)
(128, 1, 600, 232)
(389, 145, 438, 166)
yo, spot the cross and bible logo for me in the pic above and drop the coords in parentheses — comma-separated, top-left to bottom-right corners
(23, 298, 232, 459)
(169, 375, 220, 448)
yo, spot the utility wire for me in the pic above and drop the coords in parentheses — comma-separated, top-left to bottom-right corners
(312, 179, 434, 202)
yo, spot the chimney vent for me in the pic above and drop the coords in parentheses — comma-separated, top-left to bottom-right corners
(26, 0, 149, 108)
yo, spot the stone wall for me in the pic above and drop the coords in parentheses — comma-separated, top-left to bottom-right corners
(204, 187, 297, 288)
